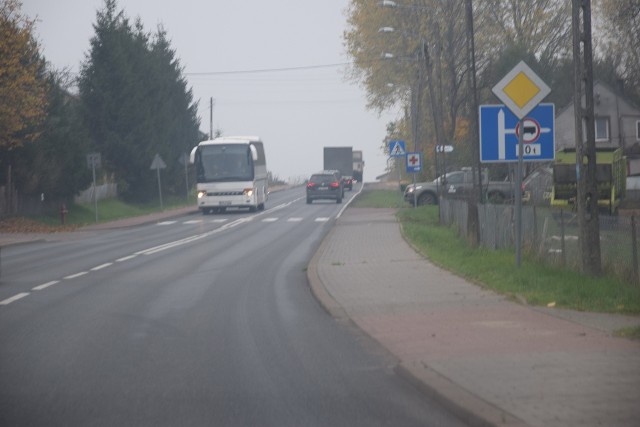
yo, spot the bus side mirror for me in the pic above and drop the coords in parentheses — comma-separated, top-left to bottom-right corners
(189, 147, 198, 164)
(249, 145, 258, 161)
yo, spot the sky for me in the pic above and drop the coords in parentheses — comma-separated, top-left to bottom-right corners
(21, 0, 400, 183)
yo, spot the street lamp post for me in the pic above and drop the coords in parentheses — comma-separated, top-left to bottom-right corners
(379, 27, 426, 208)
(379, 1, 449, 204)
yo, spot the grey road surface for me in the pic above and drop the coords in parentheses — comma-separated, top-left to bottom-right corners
(0, 187, 465, 426)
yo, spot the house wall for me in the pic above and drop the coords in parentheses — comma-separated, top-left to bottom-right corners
(555, 82, 640, 175)
(555, 82, 640, 151)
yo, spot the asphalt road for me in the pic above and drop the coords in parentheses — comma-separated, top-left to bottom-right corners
(0, 186, 466, 426)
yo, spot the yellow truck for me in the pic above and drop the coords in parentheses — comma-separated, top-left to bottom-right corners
(551, 147, 626, 214)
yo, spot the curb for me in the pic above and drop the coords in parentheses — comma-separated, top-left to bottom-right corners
(306, 224, 350, 322)
(395, 362, 529, 427)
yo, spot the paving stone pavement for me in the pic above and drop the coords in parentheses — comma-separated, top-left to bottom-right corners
(308, 207, 640, 427)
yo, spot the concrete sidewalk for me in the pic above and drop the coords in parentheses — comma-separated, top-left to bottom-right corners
(308, 208, 640, 427)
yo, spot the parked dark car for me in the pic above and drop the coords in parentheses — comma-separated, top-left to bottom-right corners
(306, 171, 343, 203)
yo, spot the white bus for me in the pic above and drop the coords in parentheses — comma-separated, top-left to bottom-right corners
(189, 136, 268, 214)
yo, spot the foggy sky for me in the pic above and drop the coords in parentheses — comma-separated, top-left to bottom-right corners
(22, 0, 399, 182)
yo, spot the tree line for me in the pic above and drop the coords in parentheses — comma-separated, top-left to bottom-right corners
(0, 0, 202, 215)
(343, 0, 640, 180)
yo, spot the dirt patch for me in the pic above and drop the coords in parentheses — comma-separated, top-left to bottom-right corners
(0, 217, 78, 233)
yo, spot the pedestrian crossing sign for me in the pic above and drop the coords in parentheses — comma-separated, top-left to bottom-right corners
(388, 140, 406, 157)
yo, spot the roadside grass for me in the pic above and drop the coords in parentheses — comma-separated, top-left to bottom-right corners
(355, 187, 640, 315)
(33, 195, 196, 228)
(350, 189, 406, 208)
(614, 327, 640, 339)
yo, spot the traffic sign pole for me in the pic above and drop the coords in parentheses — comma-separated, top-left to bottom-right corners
(92, 160, 98, 223)
(492, 61, 550, 268)
(515, 118, 524, 266)
(405, 152, 422, 208)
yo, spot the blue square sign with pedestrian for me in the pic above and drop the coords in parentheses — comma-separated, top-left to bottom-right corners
(388, 140, 406, 157)
(479, 103, 555, 163)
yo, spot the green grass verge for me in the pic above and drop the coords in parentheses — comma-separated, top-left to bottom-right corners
(354, 188, 640, 315)
(614, 326, 640, 339)
(351, 189, 407, 208)
(34, 195, 196, 227)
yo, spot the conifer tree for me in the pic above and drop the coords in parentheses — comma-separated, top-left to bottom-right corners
(79, 0, 200, 201)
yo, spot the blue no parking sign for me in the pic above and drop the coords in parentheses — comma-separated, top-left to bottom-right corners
(479, 103, 555, 163)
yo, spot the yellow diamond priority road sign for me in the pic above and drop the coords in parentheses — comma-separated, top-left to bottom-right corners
(492, 61, 550, 119)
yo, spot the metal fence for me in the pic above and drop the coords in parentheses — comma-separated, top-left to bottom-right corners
(439, 197, 640, 285)
(73, 183, 118, 204)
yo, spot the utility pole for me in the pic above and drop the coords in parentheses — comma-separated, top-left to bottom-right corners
(209, 97, 215, 140)
(411, 43, 425, 208)
(465, 0, 481, 246)
(572, 0, 601, 275)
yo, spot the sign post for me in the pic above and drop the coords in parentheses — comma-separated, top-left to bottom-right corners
(179, 152, 190, 201)
(388, 140, 406, 204)
(492, 61, 550, 266)
(86, 153, 101, 223)
(150, 154, 167, 210)
(406, 152, 422, 207)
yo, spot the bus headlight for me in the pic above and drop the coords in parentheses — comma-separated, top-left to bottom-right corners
(243, 188, 254, 196)
(197, 190, 207, 199)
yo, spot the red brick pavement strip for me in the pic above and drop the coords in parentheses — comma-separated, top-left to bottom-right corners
(308, 207, 640, 427)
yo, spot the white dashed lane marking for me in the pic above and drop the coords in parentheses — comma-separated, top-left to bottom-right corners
(0, 293, 30, 305)
(32, 281, 59, 291)
(2, 209, 332, 307)
(161, 216, 331, 226)
(91, 263, 113, 271)
(64, 272, 88, 280)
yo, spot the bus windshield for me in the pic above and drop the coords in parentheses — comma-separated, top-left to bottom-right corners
(196, 144, 254, 182)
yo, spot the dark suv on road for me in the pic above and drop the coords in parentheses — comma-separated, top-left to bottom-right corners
(306, 171, 343, 204)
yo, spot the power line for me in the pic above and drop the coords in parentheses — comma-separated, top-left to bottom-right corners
(184, 61, 357, 76)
